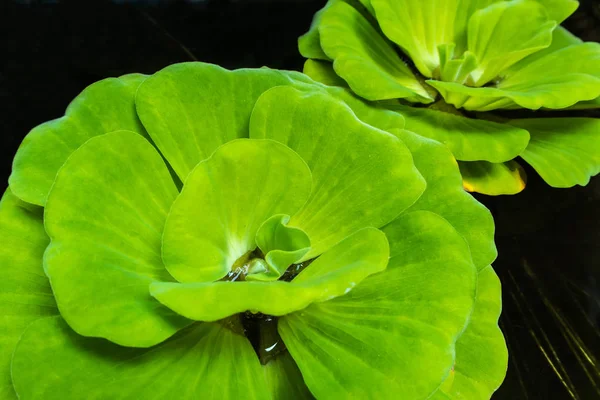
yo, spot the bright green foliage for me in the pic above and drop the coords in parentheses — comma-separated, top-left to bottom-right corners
(466, 0, 555, 86)
(300, 0, 600, 194)
(12, 318, 270, 400)
(303, 59, 348, 87)
(151, 228, 388, 321)
(253, 215, 311, 281)
(135, 63, 309, 180)
(278, 81, 498, 270)
(162, 139, 312, 283)
(263, 352, 314, 399)
(391, 129, 497, 270)
(43, 131, 190, 347)
(393, 104, 529, 162)
(0, 190, 58, 400)
(1, 62, 504, 399)
(250, 86, 426, 259)
(429, 41, 600, 111)
(9, 74, 148, 206)
(371, 0, 465, 77)
(434, 265, 508, 399)
(280, 211, 477, 399)
(459, 160, 527, 195)
(319, 1, 435, 102)
(511, 118, 600, 187)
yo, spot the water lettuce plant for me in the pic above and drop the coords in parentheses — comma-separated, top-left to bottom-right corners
(2, 62, 506, 399)
(299, 0, 600, 195)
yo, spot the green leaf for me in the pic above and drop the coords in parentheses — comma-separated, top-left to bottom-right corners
(0, 189, 58, 399)
(453, 0, 499, 54)
(151, 228, 388, 321)
(9, 74, 148, 206)
(504, 25, 582, 76)
(438, 44, 479, 85)
(11, 317, 269, 400)
(275, 70, 409, 133)
(506, 26, 600, 110)
(510, 118, 600, 187)
(355, 0, 376, 15)
(369, 0, 574, 79)
(536, 0, 578, 23)
(135, 62, 310, 181)
(264, 352, 314, 400)
(314, 87, 497, 269)
(435, 265, 508, 399)
(44, 131, 189, 348)
(252, 214, 311, 282)
(298, 1, 334, 61)
(370, 0, 459, 77)
(250, 86, 426, 259)
(318, 85, 408, 130)
(459, 160, 527, 195)
(279, 211, 477, 399)
(281, 82, 496, 268)
(391, 103, 530, 162)
(319, 0, 434, 102)
(162, 139, 312, 283)
(510, 27, 598, 111)
(498, 42, 600, 108)
(365, 0, 498, 66)
(298, 0, 377, 61)
(466, 0, 555, 86)
(302, 59, 348, 88)
(392, 129, 496, 270)
(428, 42, 600, 111)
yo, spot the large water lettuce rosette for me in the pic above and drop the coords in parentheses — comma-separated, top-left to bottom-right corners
(300, 0, 600, 195)
(2, 62, 506, 399)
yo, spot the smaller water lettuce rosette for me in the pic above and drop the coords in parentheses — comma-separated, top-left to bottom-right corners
(2, 62, 506, 399)
(299, 0, 600, 195)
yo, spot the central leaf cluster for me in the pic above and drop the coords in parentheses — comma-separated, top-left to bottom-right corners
(226, 214, 311, 282)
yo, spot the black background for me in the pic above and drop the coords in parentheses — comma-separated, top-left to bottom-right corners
(1, 0, 599, 398)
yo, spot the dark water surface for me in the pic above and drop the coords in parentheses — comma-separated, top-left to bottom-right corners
(1, 0, 599, 398)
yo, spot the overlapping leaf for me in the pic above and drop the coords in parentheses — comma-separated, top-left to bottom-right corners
(370, 0, 462, 77)
(466, 0, 555, 86)
(12, 318, 269, 400)
(250, 85, 426, 259)
(161, 139, 312, 283)
(44, 131, 190, 348)
(280, 211, 477, 399)
(318, 1, 434, 102)
(135, 63, 314, 180)
(152, 228, 388, 321)
(432, 266, 508, 399)
(429, 43, 600, 111)
(392, 104, 529, 162)
(392, 130, 497, 270)
(511, 118, 600, 187)
(253, 214, 311, 281)
(0, 190, 58, 400)
(263, 352, 314, 399)
(9, 74, 148, 206)
(278, 75, 497, 269)
(303, 59, 348, 88)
